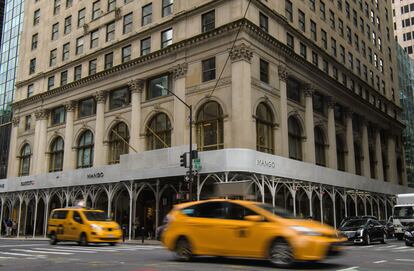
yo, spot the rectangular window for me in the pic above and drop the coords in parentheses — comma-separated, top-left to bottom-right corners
(285, 0, 293, 22)
(310, 20, 317, 41)
(62, 43, 70, 61)
(142, 3, 152, 26)
(54, 0, 61, 15)
(27, 84, 34, 98)
(78, 98, 96, 118)
(78, 8, 85, 27)
(287, 32, 294, 49)
(331, 38, 337, 56)
(300, 43, 307, 58)
(64, 16, 72, 34)
(287, 78, 301, 102)
(329, 10, 335, 29)
(147, 74, 170, 100)
(89, 59, 97, 75)
(106, 21, 115, 42)
(260, 59, 269, 83)
(340, 45, 345, 63)
(74, 65, 82, 80)
(123, 13, 133, 34)
(29, 58, 36, 74)
(51, 23, 59, 40)
(202, 57, 216, 82)
(312, 51, 318, 66)
(50, 49, 57, 66)
(141, 37, 151, 55)
(76, 37, 84, 55)
(321, 29, 327, 49)
(162, 0, 173, 17)
(25, 115, 32, 130)
(110, 87, 131, 109)
(202, 10, 215, 32)
(259, 12, 268, 32)
(161, 28, 173, 48)
(122, 45, 132, 63)
(320, 1, 325, 20)
(108, 0, 116, 12)
(51, 106, 65, 125)
(34, 9, 40, 25)
(298, 10, 305, 32)
(66, 0, 73, 8)
(48, 76, 55, 90)
(92, 0, 101, 20)
(60, 70, 68, 85)
(105, 52, 114, 69)
(31, 33, 38, 50)
(90, 29, 99, 48)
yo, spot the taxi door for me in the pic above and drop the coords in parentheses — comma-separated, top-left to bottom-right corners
(66, 210, 84, 241)
(54, 210, 70, 240)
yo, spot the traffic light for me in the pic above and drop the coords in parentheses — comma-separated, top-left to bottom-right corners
(180, 153, 187, 168)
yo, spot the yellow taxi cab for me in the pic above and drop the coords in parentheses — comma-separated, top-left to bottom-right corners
(161, 199, 346, 268)
(47, 207, 122, 246)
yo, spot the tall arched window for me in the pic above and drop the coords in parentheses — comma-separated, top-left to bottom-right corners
(256, 103, 274, 154)
(288, 116, 303, 161)
(354, 143, 363, 176)
(196, 101, 224, 151)
(19, 144, 31, 176)
(77, 130, 94, 168)
(336, 135, 346, 171)
(49, 137, 64, 172)
(314, 127, 326, 166)
(108, 122, 130, 164)
(147, 113, 171, 150)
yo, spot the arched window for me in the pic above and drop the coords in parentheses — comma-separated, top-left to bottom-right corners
(108, 122, 130, 164)
(77, 130, 94, 168)
(49, 137, 64, 172)
(147, 113, 171, 150)
(314, 127, 326, 166)
(354, 143, 363, 176)
(196, 101, 224, 151)
(288, 116, 302, 161)
(336, 135, 346, 171)
(19, 144, 31, 176)
(256, 103, 274, 154)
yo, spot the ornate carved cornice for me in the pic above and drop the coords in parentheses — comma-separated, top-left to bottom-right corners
(278, 65, 288, 82)
(303, 85, 314, 98)
(95, 90, 107, 104)
(171, 63, 188, 80)
(12, 116, 20, 127)
(34, 109, 49, 120)
(229, 43, 254, 63)
(64, 101, 76, 112)
(128, 79, 144, 93)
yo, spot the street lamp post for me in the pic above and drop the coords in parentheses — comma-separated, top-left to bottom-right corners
(155, 84, 194, 201)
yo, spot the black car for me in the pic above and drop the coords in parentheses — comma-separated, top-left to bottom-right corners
(379, 220, 395, 239)
(339, 218, 386, 245)
(404, 224, 414, 246)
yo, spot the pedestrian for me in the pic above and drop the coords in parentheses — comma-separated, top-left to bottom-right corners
(133, 217, 140, 239)
(12, 220, 17, 236)
(147, 217, 154, 240)
(6, 219, 12, 237)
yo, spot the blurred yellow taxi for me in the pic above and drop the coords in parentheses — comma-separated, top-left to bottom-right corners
(161, 199, 346, 267)
(47, 207, 122, 246)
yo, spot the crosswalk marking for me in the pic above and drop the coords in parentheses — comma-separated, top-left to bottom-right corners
(12, 249, 73, 255)
(32, 248, 96, 254)
(0, 251, 45, 257)
(0, 256, 16, 259)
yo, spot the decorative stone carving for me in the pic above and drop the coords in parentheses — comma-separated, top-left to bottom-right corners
(171, 63, 188, 79)
(12, 116, 20, 127)
(229, 43, 254, 63)
(128, 79, 144, 93)
(327, 96, 336, 108)
(34, 109, 49, 120)
(115, 7, 122, 20)
(64, 101, 76, 112)
(344, 107, 354, 119)
(95, 90, 107, 104)
(278, 65, 289, 82)
(83, 24, 89, 34)
(303, 85, 314, 98)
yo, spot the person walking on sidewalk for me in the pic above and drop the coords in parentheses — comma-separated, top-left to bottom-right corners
(5, 219, 12, 237)
(12, 220, 17, 236)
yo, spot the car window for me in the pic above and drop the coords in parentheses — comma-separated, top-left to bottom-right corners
(51, 210, 68, 219)
(73, 211, 83, 224)
(183, 202, 227, 219)
(371, 220, 381, 226)
(84, 211, 108, 221)
(226, 203, 257, 220)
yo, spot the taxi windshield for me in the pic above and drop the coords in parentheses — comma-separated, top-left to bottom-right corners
(83, 211, 109, 221)
(255, 203, 295, 219)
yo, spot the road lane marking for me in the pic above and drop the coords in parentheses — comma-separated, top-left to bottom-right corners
(0, 251, 45, 257)
(392, 246, 408, 250)
(0, 256, 15, 259)
(337, 267, 360, 271)
(12, 249, 73, 255)
(32, 248, 96, 254)
(0, 244, 47, 248)
(384, 245, 396, 248)
(395, 259, 414, 262)
(373, 260, 387, 264)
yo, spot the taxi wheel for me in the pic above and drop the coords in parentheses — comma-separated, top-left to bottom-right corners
(174, 237, 192, 262)
(364, 234, 371, 245)
(49, 233, 58, 245)
(79, 233, 88, 246)
(268, 238, 294, 268)
(406, 241, 413, 247)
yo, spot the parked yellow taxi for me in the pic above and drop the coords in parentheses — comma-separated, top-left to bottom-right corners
(47, 207, 122, 246)
(161, 199, 346, 268)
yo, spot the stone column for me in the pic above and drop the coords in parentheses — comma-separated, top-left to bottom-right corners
(63, 101, 76, 170)
(387, 134, 398, 184)
(278, 65, 289, 157)
(172, 63, 188, 146)
(229, 43, 255, 149)
(304, 87, 315, 164)
(361, 119, 371, 178)
(93, 90, 107, 167)
(327, 97, 337, 169)
(128, 79, 144, 152)
(34, 109, 49, 174)
(7, 116, 20, 177)
(374, 128, 384, 181)
(345, 109, 356, 174)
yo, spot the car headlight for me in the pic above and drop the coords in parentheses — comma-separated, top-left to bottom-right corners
(90, 224, 102, 231)
(290, 226, 322, 236)
(357, 228, 364, 236)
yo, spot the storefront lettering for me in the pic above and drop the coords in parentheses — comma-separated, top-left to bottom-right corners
(256, 159, 276, 168)
(21, 180, 35, 186)
(87, 172, 104, 179)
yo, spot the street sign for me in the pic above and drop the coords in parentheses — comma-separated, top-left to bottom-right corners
(193, 158, 201, 170)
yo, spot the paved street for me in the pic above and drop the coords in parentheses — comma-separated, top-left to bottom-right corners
(0, 239, 412, 271)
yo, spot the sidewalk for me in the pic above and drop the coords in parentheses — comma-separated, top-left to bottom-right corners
(0, 236, 162, 245)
